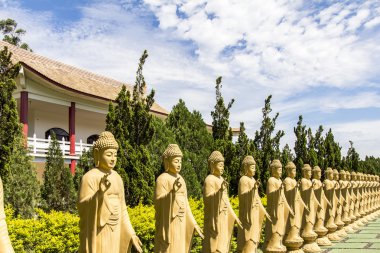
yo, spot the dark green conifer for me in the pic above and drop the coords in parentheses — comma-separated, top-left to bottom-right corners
(42, 134, 76, 212)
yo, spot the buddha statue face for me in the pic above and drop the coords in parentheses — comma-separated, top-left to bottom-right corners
(303, 167, 312, 179)
(165, 156, 182, 175)
(326, 171, 334, 180)
(245, 163, 256, 177)
(287, 167, 296, 179)
(339, 172, 345, 181)
(98, 148, 117, 170)
(271, 164, 282, 178)
(285, 162, 296, 179)
(93, 131, 119, 171)
(212, 161, 224, 177)
(313, 167, 321, 180)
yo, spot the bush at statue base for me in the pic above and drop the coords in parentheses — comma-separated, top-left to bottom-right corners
(5, 206, 79, 253)
(5, 196, 267, 252)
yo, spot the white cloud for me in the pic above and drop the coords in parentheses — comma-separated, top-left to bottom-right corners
(1, 0, 379, 158)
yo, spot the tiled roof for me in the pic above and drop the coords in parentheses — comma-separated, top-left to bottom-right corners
(0, 41, 169, 115)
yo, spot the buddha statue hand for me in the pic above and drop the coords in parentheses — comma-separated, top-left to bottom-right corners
(255, 179, 262, 188)
(221, 180, 229, 191)
(131, 234, 143, 253)
(99, 174, 111, 194)
(195, 224, 204, 239)
(173, 177, 182, 192)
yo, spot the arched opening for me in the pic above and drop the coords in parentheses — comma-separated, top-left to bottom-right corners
(87, 134, 99, 144)
(45, 128, 69, 141)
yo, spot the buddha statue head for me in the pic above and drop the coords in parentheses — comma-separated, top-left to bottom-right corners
(346, 171, 351, 181)
(351, 171, 357, 181)
(312, 166, 321, 180)
(325, 167, 333, 180)
(333, 169, 339, 181)
(208, 151, 225, 177)
(339, 170, 346, 181)
(358, 172, 363, 181)
(302, 164, 312, 179)
(242, 155, 256, 177)
(285, 161, 296, 179)
(162, 144, 183, 175)
(93, 131, 119, 171)
(269, 159, 282, 178)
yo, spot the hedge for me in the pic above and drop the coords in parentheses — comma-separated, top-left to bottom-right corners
(6, 196, 267, 252)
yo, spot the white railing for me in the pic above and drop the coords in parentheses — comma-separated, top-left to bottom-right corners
(27, 134, 93, 160)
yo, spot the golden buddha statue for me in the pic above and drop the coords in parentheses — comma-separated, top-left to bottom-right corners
(237, 156, 269, 253)
(78, 131, 143, 253)
(203, 151, 242, 253)
(154, 144, 203, 253)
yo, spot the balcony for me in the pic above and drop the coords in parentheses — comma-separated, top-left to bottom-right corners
(27, 134, 93, 160)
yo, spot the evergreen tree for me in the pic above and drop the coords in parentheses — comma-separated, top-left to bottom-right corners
(148, 117, 176, 178)
(42, 134, 76, 212)
(166, 99, 213, 197)
(0, 46, 21, 183)
(293, 115, 308, 178)
(314, 125, 326, 169)
(73, 148, 93, 192)
(253, 95, 284, 194)
(0, 18, 31, 51)
(210, 77, 236, 193)
(229, 122, 251, 195)
(345, 140, 360, 172)
(211, 76, 234, 141)
(324, 129, 342, 169)
(307, 128, 318, 167)
(106, 50, 155, 206)
(4, 134, 40, 218)
(280, 144, 294, 168)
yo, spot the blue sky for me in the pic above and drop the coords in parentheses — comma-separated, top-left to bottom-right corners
(1, 0, 380, 159)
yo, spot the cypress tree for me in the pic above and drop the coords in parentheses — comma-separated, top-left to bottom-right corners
(41, 134, 76, 212)
(147, 117, 176, 178)
(253, 95, 284, 194)
(307, 127, 318, 167)
(345, 141, 360, 172)
(5, 134, 40, 218)
(210, 77, 236, 193)
(0, 46, 21, 183)
(166, 99, 213, 197)
(314, 125, 326, 169)
(106, 50, 155, 206)
(324, 129, 342, 169)
(293, 115, 308, 178)
(73, 148, 93, 192)
(280, 144, 294, 168)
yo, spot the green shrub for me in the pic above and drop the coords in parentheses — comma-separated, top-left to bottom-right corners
(6, 206, 79, 253)
(6, 196, 268, 252)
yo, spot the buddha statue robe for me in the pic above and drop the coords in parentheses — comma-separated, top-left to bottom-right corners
(237, 176, 266, 252)
(263, 176, 287, 252)
(78, 168, 136, 253)
(154, 172, 197, 253)
(283, 177, 304, 250)
(323, 178, 337, 232)
(299, 178, 318, 239)
(203, 174, 236, 253)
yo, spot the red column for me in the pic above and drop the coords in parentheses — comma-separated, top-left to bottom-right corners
(20, 91, 28, 139)
(69, 102, 76, 174)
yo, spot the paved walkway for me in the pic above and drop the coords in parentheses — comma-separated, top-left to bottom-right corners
(321, 217, 380, 253)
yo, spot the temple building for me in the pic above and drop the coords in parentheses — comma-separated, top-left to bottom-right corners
(1, 41, 169, 176)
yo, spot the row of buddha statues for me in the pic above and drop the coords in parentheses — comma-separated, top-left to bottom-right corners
(0, 131, 379, 253)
